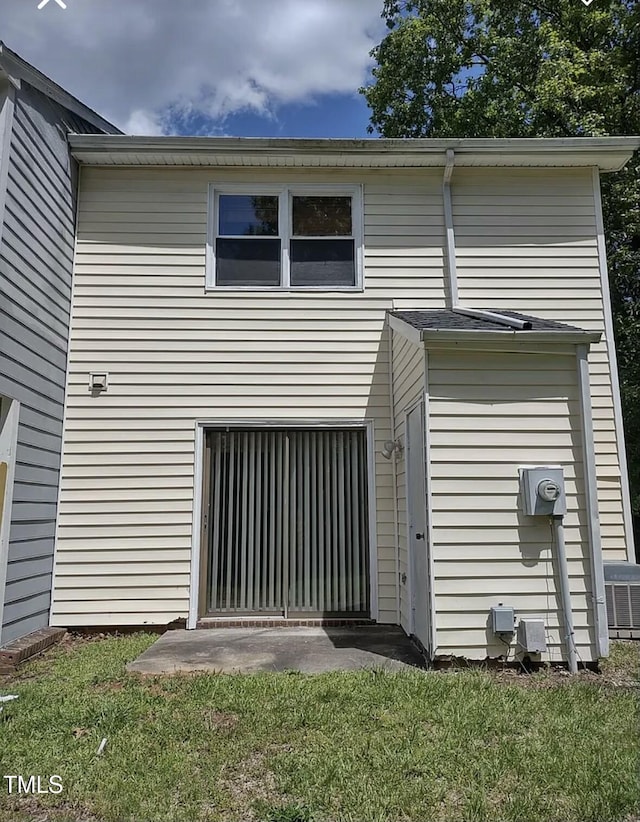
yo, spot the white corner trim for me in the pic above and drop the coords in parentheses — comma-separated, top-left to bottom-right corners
(404, 405, 415, 637)
(0, 399, 20, 643)
(423, 350, 436, 657)
(0, 78, 16, 248)
(386, 321, 401, 626)
(576, 345, 608, 658)
(49, 163, 83, 629)
(365, 419, 379, 621)
(187, 422, 205, 630)
(592, 167, 635, 562)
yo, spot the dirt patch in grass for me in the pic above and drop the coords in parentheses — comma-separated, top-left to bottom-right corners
(218, 751, 279, 822)
(435, 640, 640, 690)
(1, 797, 100, 822)
(204, 708, 239, 732)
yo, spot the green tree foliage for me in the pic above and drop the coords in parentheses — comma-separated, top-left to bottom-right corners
(362, 0, 640, 512)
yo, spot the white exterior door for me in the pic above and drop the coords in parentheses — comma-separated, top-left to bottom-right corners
(407, 404, 431, 652)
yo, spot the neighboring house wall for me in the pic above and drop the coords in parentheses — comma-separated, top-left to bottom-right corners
(50, 164, 626, 647)
(427, 347, 592, 660)
(390, 328, 425, 633)
(0, 83, 100, 644)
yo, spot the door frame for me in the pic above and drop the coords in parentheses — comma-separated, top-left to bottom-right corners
(404, 397, 435, 657)
(188, 418, 378, 629)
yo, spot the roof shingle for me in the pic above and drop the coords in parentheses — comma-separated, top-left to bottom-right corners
(389, 309, 584, 333)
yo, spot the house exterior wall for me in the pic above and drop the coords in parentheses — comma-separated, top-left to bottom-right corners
(427, 346, 595, 660)
(452, 168, 626, 562)
(50, 163, 627, 640)
(390, 328, 425, 633)
(0, 83, 100, 644)
(50, 166, 446, 628)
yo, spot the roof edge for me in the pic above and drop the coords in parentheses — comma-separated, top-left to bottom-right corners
(0, 42, 122, 135)
(419, 328, 602, 345)
(67, 135, 639, 171)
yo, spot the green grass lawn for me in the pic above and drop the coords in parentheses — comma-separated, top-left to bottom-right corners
(0, 634, 638, 822)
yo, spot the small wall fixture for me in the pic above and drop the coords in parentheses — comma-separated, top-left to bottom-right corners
(381, 439, 403, 460)
(89, 372, 109, 393)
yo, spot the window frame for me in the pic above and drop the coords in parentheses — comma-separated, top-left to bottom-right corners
(206, 183, 364, 292)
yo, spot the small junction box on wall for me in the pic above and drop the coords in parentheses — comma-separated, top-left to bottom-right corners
(490, 604, 515, 634)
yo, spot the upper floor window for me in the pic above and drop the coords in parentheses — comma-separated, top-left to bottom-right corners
(207, 185, 363, 290)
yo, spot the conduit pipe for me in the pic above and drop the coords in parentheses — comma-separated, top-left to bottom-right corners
(551, 515, 579, 673)
(441, 148, 530, 330)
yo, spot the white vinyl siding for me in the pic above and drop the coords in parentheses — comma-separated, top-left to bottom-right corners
(390, 330, 425, 632)
(51, 163, 626, 646)
(428, 348, 594, 661)
(51, 167, 445, 628)
(453, 167, 625, 561)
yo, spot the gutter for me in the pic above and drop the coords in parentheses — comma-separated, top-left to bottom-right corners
(67, 134, 640, 162)
(419, 329, 601, 345)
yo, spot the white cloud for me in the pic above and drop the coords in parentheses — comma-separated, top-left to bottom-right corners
(0, 0, 383, 133)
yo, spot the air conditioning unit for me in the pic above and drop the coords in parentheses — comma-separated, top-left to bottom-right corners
(604, 563, 640, 639)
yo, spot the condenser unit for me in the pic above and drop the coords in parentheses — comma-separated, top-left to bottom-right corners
(604, 563, 640, 640)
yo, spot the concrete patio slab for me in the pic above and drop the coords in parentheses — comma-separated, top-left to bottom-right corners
(127, 626, 426, 675)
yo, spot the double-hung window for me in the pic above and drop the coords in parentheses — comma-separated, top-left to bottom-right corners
(207, 185, 363, 290)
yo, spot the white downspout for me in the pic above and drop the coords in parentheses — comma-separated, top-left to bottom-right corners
(442, 148, 530, 331)
(577, 344, 609, 658)
(442, 149, 459, 307)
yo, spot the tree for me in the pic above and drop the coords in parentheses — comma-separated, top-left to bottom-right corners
(361, 0, 640, 513)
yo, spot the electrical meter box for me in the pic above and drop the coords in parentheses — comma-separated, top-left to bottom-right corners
(519, 466, 566, 516)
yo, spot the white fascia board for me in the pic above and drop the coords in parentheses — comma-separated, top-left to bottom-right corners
(387, 314, 422, 345)
(67, 135, 640, 171)
(420, 330, 602, 347)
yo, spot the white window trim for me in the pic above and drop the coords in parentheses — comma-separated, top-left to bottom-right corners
(206, 183, 364, 292)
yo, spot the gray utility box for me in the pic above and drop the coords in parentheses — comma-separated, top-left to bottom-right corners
(519, 466, 566, 516)
(490, 605, 515, 634)
(517, 619, 547, 653)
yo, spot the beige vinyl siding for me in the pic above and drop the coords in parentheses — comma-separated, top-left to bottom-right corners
(428, 348, 596, 661)
(390, 330, 425, 632)
(453, 167, 625, 560)
(51, 166, 446, 628)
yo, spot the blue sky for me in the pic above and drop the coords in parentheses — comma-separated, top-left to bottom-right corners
(0, 0, 385, 137)
(169, 91, 377, 139)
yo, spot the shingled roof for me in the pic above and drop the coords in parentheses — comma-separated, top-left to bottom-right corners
(389, 309, 584, 333)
